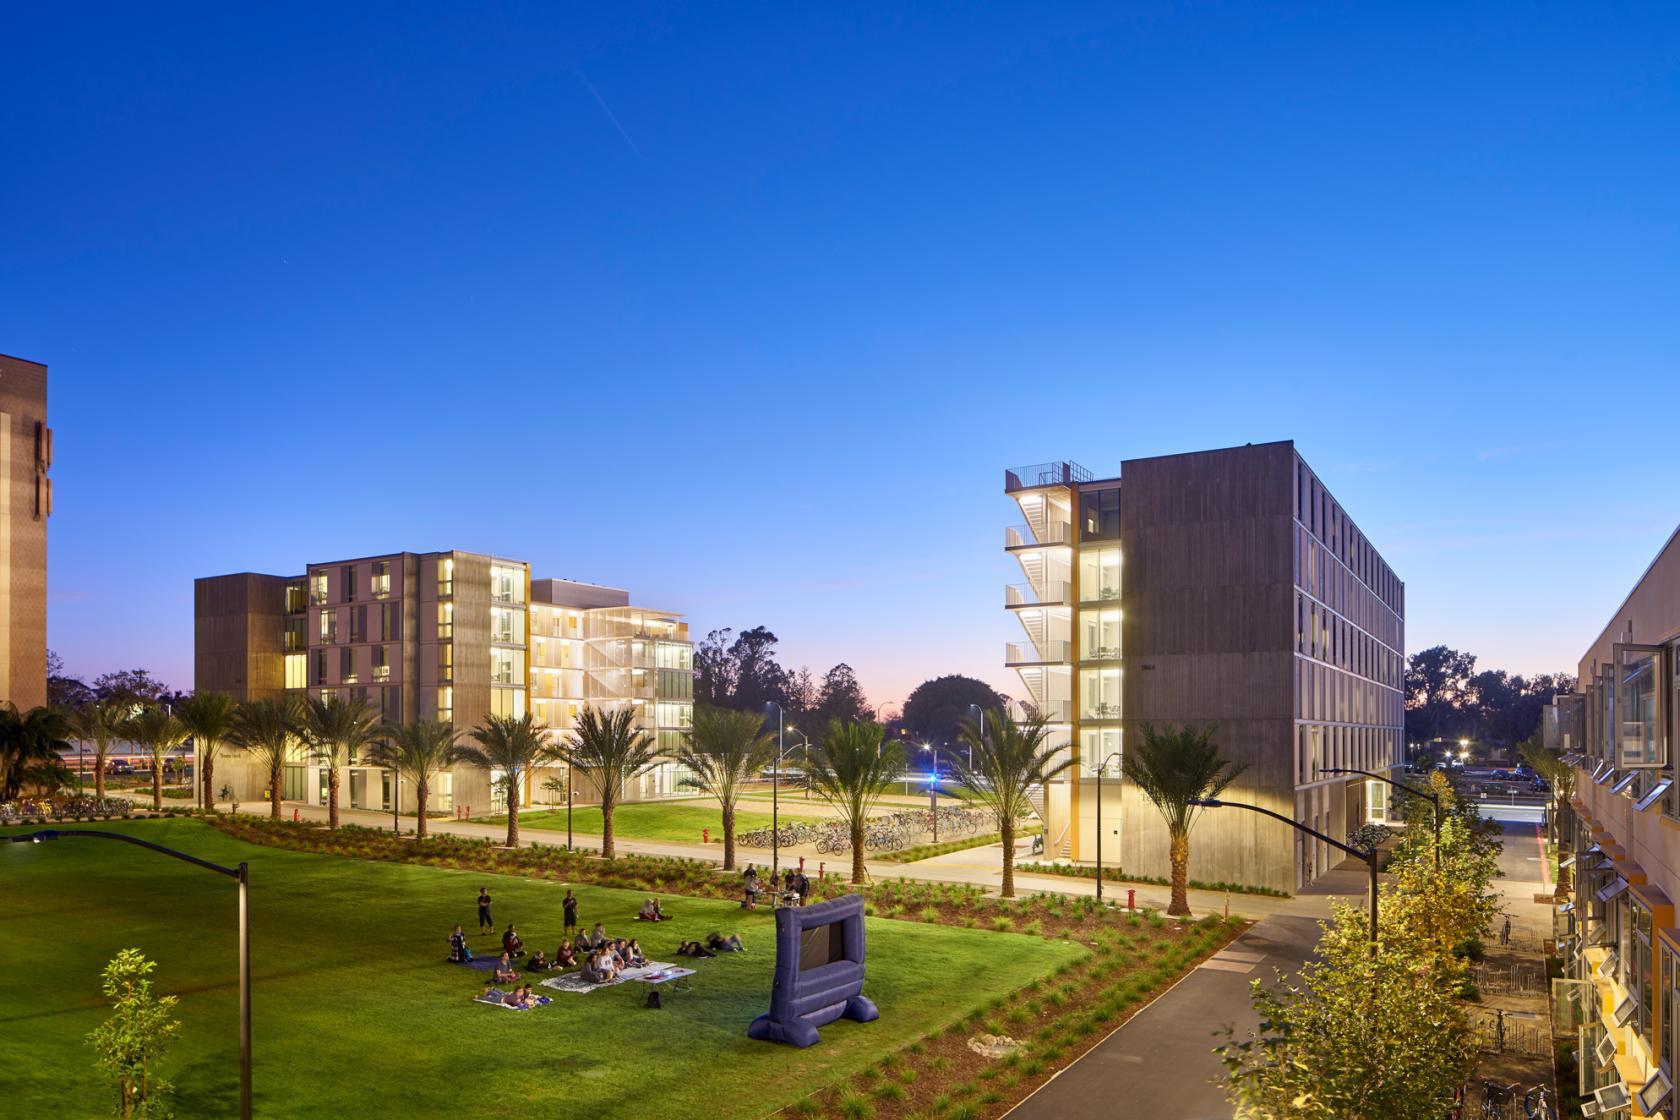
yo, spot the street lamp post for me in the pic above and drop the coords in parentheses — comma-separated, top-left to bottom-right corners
(1191, 798, 1382, 945)
(391, 768, 401, 835)
(566, 761, 574, 851)
(1321, 766, 1441, 869)
(967, 704, 986, 768)
(1093, 751, 1123, 902)
(787, 727, 812, 800)
(923, 744, 939, 843)
(8, 829, 254, 1119)
(764, 702, 784, 882)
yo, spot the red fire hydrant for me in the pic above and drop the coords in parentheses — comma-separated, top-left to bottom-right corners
(702, 828, 711, 844)
(1127, 888, 1136, 911)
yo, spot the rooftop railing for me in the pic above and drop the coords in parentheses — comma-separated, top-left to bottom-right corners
(1005, 461, 1094, 492)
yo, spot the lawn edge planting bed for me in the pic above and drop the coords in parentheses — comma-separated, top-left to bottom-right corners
(1015, 860, 1292, 898)
(780, 912, 1250, 1120)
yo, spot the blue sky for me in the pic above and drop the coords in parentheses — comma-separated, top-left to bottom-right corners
(4, 3, 1677, 710)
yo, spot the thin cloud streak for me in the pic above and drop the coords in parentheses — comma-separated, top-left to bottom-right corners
(574, 69, 643, 159)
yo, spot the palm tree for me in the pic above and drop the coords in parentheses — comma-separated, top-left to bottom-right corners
(303, 695, 382, 830)
(808, 720, 906, 884)
(232, 696, 304, 818)
(176, 691, 238, 812)
(556, 706, 661, 859)
(955, 709, 1074, 898)
(0, 704, 74, 802)
(71, 700, 124, 800)
(124, 706, 187, 811)
(1518, 732, 1576, 845)
(674, 704, 775, 870)
(1121, 722, 1247, 917)
(367, 720, 465, 839)
(458, 713, 561, 848)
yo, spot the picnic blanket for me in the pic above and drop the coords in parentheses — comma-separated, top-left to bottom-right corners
(472, 989, 553, 1011)
(457, 956, 498, 971)
(539, 961, 682, 995)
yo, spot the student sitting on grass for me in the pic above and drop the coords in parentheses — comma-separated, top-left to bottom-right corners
(502, 924, 525, 957)
(625, 938, 647, 967)
(637, 897, 667, 922)
(677, 940, 716, 958)
(706, 932, 745, 953)
(494, 952, 521, 984)
(449, 925, 472, 963)
(581, 951, 614, 985)
(584, 922, 608, 949)
(526, 949, 550, 972)
(555, 941, 578, 968)
(514, 984, 544, 1009)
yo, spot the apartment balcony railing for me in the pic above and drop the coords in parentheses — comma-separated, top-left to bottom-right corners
(1004, 461, 1094, 493)
(1006, 581, 1071, 609)
(1011, 699, 1074, 724)
(1006, 640, 1072, 666)
(1005, 522, 1071, 549)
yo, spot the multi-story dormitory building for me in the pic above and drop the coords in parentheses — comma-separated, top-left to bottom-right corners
(1551, 525, 1680, 1117)
(1002, 441, 1405, 894)
(195, 550, 692, 817)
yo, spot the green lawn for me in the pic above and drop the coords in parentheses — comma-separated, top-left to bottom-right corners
(488, 800, 822, 845)
(1, 819, 1081, 1120)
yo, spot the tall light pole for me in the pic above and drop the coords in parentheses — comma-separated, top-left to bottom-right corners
(1321, 766, 1441, 869)
(9, 829, 254, 1118)
(764, 702, 784, 882)
(923, 744, 939, 843)
(787, 727, 812, 800)
(966, 703, 986, 769)
(1193, 798, 1381, 945)
(1093, 751, 1122, 901)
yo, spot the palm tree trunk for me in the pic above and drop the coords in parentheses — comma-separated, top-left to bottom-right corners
(416, 778, 429, 840)
(1168, 828, 1191, 917)
(1000, 817, 1016, 898)
(270, 764, 283, 818)
(95, 749, 106, 799)
(328, 765, 340, 830)
(851, 819, 866, 884)
(203, 756, 215, 811)
(602, 792, 616, 859)
(506, 798, 519, 848)
(721, 801, 736, 871)
(151, 760, 163, 811)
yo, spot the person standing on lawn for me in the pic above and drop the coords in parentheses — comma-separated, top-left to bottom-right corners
(563, 889, 579, 935)
(477, 887, 494, 933)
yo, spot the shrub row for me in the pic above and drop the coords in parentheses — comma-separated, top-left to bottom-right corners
(1014, 861, 1291, 898)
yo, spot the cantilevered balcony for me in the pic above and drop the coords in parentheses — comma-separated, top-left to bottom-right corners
(1004, 461, 1094, 493)
(1006, 640, 1072, 667)
(1006, 581, 1071, 609)
(1005, 522, 1071, 550)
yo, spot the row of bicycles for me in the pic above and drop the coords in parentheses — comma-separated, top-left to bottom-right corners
(0, 795, 135, 823)
(738, 806, 991, 854)
(1454, 1080, 1554, 1120)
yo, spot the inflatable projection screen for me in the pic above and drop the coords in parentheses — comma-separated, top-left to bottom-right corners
(747, 893, 878, 1047)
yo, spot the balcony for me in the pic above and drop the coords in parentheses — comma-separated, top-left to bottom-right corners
(1006, 640, 1072, 666)
(1005, 522, 1071, 550)
(1011, 699, 1074, 724)
(1005, 461, 1094, 493)
(1006, 581, 1071, 609)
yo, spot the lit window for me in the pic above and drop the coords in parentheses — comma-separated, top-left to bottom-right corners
(437, 557, 454, 597)
(284, 653, 307, 690)
(437, 601, 453, 639)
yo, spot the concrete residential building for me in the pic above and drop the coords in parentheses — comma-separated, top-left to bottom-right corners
(1003, 441, 1405, 893)
(1553, 524, 1680, 1116)
(195, 551, 692, 816)
(0, 354, 50, 711)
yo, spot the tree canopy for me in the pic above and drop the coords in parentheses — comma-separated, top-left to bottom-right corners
(1404, 644, 1573, 748)
(901, 675, 1006, 745)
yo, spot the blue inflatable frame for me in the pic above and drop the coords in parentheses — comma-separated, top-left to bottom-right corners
(747, 893, 878, 1047)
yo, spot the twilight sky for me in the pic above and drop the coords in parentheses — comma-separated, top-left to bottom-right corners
(4, 3, 1678, 712)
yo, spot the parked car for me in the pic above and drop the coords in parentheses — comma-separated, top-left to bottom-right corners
(1531, 777, 1551, 793)
(105, 759, 134, 776)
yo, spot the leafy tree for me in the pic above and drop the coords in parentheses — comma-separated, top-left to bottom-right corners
(785, 666, 819, 728)
(674, 704, 775, 870)
(1121, 723, 1246, 916)
(232, 696, 304, 818)
(694, 628, 740, 707)
(458, 713, 560, 848)
(71, 701, 125, 800)
(123, 707, 187, 811)
(303, 695, 382, 830)
(955, 709, 1072, 897)
(695, 626, 791, 711)
(814, 662, 873, 727)
(901, 674, 1006, 747)
(368, 720, 466, 839)
(1519, 732, 1575, 845)
(1219, 901, 1474, 1120)
(808, 720, 906, 884)
(93, 669, 172, 712)
(176, 692, 238, 812)
(0, 703, 74, 801)
(47, 649, 94, 708)
(86, 948, 181, 1120)
(556, 707, 661, 858)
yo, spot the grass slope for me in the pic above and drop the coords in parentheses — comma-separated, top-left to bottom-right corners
(1, 820, 1080, 1120)
(488, 800, 820, 844)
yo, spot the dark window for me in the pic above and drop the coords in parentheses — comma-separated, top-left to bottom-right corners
(1080, 487, 1121, 541)
(382, 602, 400, 641)
(343, 565, 356, 603)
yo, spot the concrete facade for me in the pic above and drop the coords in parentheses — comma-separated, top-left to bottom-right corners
(0, 354, 49, 711)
